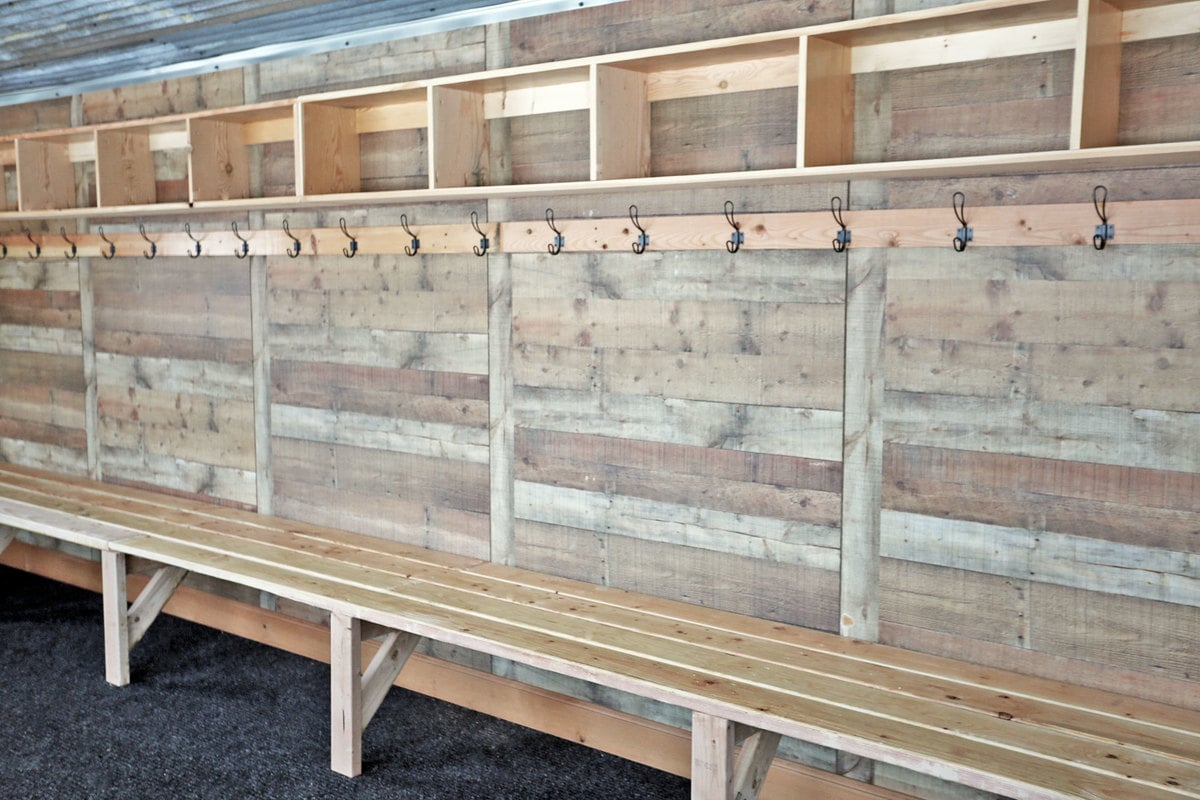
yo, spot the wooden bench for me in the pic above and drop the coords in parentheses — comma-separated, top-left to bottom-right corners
(1, 461, 1197, 800)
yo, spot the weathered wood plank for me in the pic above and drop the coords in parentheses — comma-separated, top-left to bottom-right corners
(515, 386, 844, 462)
(271, 404, 488, 464)
(98, 445, 255, 506)
(269, 326, 488, 375)
(95, 353, 253, 401)
(0, 324, 83, 356)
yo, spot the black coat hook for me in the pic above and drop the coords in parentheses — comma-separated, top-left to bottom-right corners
(831, 196, 851, 253)
(724, 201, 744, 254)
(232, 221, 249, 259)
(22, 227, 40, 260)
(184, 222, 202, 258)
(545, 208, 564, 256)
(98, 226, 116, 259)
(139, 223, 157, 260)
(339, 217, 358, 258)
(629, 204, 649, 254)
(0, 240, 6, 259)
(60, 227, 77, 260)
(952, 191, 972, 252)
(283, 219, 301, 258)
(401, 214, 420, 257)
(1093, 185, 1114, 250)
(471, 211, 489, 257)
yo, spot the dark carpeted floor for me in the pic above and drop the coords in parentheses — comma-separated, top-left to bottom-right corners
(0, 564, 690, 799)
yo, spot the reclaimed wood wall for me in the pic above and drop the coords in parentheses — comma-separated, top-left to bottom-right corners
(1, 0, 1197, 796)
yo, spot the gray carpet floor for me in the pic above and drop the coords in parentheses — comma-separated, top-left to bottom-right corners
(0, 564, 690, 799)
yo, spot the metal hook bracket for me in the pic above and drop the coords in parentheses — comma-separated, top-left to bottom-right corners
(1092, 185, 1114, 250)
(283, 219, 301, 258)
(546, 208, 564, 256)
(61, 227, 77, 260)
(339, 217, 358, 258)
(401, 214, 420, 257)
(232, 221, 249, 259)
(184, 222, 202, 258)
(98, 226, 116, 259)
(471, 211, 489, 256)
(952, 191, 973, 252)
(629, 204, 649, 254)
(139, 223, 157, 260)
(22, 228, 41, 260)
(831, 196, 851, 253)
(724, 201, 744, 254)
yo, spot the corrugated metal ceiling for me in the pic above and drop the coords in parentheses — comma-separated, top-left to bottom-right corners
(0, 0, 620, 107)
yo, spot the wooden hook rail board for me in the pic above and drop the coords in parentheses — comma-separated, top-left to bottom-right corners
(1, 197, 1197, 257)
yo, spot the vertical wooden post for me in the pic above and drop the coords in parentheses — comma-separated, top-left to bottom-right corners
(78, 252, 101, 481)
(250, 247, 273, 516)
(691, 712, 735, 800)
(1070, 0, 1123, 149)
(840, 248, 886, 642)
(330, 611, 363, 777)
(101, 550, 130, 686)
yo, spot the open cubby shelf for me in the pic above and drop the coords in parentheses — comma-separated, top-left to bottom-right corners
(1, 0, 1197, 220)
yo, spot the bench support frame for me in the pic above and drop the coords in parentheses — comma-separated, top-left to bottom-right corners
(0, 530, 14, 557)
(691, 712, 782, 800)
(101, 551, 188, 686)
(330, 611, 421, 777)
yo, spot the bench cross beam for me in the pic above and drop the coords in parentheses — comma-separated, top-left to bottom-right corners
(331, 612, 421, 777)
(101, 551, 188, 686)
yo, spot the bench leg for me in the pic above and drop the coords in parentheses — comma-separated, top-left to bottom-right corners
(101, 551, 131, 686)
(101, 553, 188, 687)
(331, 612, 421, 777)
(0, 529, 14, 556)
(331, 612, 364, 777)
(691, 713, 782, 800)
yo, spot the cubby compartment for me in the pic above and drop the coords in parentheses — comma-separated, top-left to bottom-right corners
(593, 39, 802, 179)
(298, 86, 428, 195)
(15, 132, 96, 211)
(188, 101, 296, 203)
(94, 120, 192, 207)
(430, 66, 591, 188)
(802, 0, 1080, 166)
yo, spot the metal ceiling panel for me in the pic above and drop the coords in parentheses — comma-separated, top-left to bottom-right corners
(0, 0, 624, 107)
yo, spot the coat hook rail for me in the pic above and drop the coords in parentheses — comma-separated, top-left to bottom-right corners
(1093, 185, 1114, 250)
(60, 227, 77, 260)
(233, 222, 249, 259)
(831, 196, 851, 253)
(952, 191, 972, 252)
(98, 226, 116, 259)
(629, 204, 649, 254)
(22, 227, 40, 260)
(724, 201, 744, 254)
(546, 208, 564, 256)
(401, 214, 420, 257)
(340, 217, 358, 259)
(139, 223, 157, 260)
(184, 222, 202, 258)
(283, 219, 301, 258)
(471, 211, 489, 257)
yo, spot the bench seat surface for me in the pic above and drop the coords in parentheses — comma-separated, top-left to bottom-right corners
(0, 461, 1197, 800)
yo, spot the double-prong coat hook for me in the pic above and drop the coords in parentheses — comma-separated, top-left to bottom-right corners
(139, 223, 157, 260)
(724, 201, 744, 254)
(471, 211, 489, 257)
(401, 214, 420, 257)
(339, 217, 358, 258)
(60, 227, 77, 260)
(629, 204, 649, 254)
(98, 226, 116, 259)
(831, 196, 851, 253)
(545, 208, 564, 256)
(232, 222, 249, 259)
(22, 227, 40, 260)
(1092, 185, 1114, 250)
(952, 191, 973, 252)
(184, 222, 202, 258)
(283, 219, 301, 258)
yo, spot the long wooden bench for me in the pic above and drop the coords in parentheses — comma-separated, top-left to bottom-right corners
(1, 461, 1197, 800)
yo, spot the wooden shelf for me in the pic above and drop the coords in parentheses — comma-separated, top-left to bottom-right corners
(0, 0, 1195, 221)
